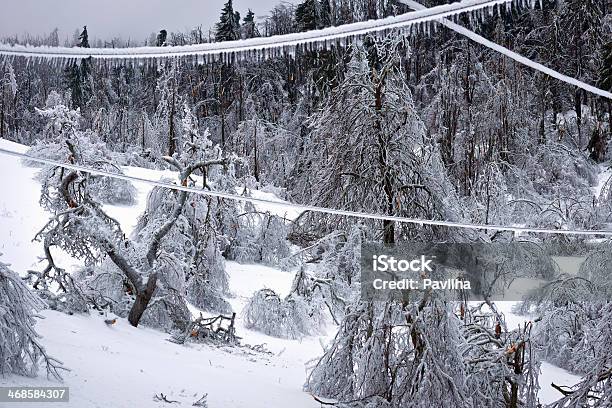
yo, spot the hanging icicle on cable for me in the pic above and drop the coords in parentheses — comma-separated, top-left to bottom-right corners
(0, 0, 527, 63)
(1, 146, 611, 237)
(400, 0, 612, 100)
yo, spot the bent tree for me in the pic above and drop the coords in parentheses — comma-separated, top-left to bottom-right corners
(33, 126, 227, 327)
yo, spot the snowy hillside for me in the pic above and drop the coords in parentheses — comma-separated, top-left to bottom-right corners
(1, 310, 322, 408)
(0, 139, 329, 407)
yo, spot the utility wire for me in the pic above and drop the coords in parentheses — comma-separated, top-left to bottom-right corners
(0, 0, 522, 60)
(2, 0, 609, 100)
(1, 146, 611, 237)
(401, 0, 612, 100)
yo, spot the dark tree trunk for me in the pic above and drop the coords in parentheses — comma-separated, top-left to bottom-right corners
(374, 79, 395, 245)
(221, 111, 226, 148)
(0, 97, 4, 139)
(168, 90, 176, 156)
(575, 87, 582, 146)
(128, 273, 158, 327)
(505, 341, 526, 408)
(441, 102, 457, 166)
(141, 114, 146, 151)
(253, 122, 260, 183)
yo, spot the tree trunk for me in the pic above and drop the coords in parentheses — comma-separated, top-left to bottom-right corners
(128, 273, 158, 327)
(141, 114, 146, 151)
(575, 87, 582, 146)
(0, 95, 4, 140)
(0, 82, 5, 139)
(221, 110, 226, 148)
(374, 79, 395, 245)
(253, 121, 260, 183)
(168, 90, 176, 156)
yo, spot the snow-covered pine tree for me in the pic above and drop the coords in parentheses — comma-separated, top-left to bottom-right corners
(319, 0, 332, 27)
(296, 0, 321, 31)
(77, 26, 89, 48)
(211, 2, 244, 150)
(241, 9, 259, 39)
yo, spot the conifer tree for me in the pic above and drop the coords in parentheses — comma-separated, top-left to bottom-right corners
(319, 0, 332, 27)
(77, 25, 89, 48)
(156, 29, 167, 47)
(241, 9, 259, 39)
(295, 0, 332, 31)
(65, 26, 92, 110)
(296, 0, 318, 32)
(215, 0, 240, 42)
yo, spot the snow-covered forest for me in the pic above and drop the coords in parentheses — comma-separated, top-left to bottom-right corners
(0, 0, 611, 407)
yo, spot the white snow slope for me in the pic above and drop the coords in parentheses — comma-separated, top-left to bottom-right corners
(0, 139, 584, 407)
(0, 139, 326, 408)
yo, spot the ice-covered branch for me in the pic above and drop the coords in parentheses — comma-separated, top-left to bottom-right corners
(0, 259, 68, 380)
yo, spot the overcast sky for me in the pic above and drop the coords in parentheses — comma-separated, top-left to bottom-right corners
(0, 0, 295, 44)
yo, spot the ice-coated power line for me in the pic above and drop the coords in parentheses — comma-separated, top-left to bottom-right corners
(1, 146, 611, 237)
(1, 1, 609, 100)
(401, 0, 612, 100)
(0, 0, 524, 61)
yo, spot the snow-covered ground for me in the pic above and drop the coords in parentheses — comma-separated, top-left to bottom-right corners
(0, 140, 79, 275)
(1, 310, 322, 408)
(0, 139, 585, 406)
(0, 139, 327, 407)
